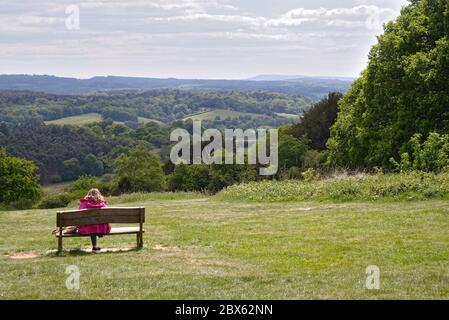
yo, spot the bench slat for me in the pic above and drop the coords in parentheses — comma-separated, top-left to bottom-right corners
(55, 227, 144, 237)
(62, 215, 142, 226)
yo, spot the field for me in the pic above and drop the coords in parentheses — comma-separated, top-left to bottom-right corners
(0, 193, 448, 299)
(44, 113, 162, 126)
(183, 109, 267, 121)
(276, 113, 300, 120)
(44, 113, 103, 126)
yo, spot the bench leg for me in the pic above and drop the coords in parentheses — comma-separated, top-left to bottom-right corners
(58, 236, 62, 253)
(136, 233, 143, 249)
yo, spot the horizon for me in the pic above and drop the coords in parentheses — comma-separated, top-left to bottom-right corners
(0, 73, 357, 81)
(1, 0, 409, 79)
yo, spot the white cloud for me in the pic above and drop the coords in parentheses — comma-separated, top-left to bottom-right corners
(0, 0, 408, 78)
(0, 14, 65, 32)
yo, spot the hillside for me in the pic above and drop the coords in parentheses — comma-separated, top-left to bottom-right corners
(44, 113, 163, 126)
(0, 90, 310, 128)
(0, 75, 352, 101)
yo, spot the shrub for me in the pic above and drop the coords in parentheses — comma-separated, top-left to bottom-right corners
(217, 171, 449, 202)
(301, 168, 321, 182)
(113, 146, 165, 193)
(391, 132, 449, 172)
(0, 148, 42, 206)
(38, 193, 72, 209)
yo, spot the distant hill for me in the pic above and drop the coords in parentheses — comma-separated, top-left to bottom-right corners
(0, 74, 353, 101)
(248, 74, 356, 82)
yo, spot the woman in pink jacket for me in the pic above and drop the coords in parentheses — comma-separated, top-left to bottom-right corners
(78, 188, 111, 251)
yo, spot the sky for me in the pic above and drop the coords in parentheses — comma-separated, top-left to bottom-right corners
(0, 0, 410, 79)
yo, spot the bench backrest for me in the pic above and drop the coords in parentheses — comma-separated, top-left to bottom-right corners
(56, 207, 145, 227)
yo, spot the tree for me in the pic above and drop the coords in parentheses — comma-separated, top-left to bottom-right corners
(289, 92, 342, 150)
(62, 158, 82, 181)
(278, 133, 309, 169)
(390, 132, 449, 172)
(113, 146, 165, 193)
(83, 154, 104, 177)
(0, 148, 41, 205)
(328, 0, 449, 168)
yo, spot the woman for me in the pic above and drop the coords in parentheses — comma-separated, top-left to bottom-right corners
(78, 188, 111, 251)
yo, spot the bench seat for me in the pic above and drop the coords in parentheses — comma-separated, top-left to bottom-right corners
(55, 227, 145, 237)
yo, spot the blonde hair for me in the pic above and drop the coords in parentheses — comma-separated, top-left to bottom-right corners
(84, 188, 104, 202)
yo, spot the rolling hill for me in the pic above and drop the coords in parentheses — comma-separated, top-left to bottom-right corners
(0, 74, 353, 101)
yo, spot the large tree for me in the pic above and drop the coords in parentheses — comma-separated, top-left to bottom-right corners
(0, 148, 41, 205)
(113, 146, 165, 193)
(328, 0, 449, 168)
(289, 92, 342, 150)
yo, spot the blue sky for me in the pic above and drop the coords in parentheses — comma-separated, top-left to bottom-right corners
(0, 0, 409, 79)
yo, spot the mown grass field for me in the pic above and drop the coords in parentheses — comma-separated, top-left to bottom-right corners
(44, 113, 103, 126)
(0, 193, 448, 299)
(183, 109, 267, 121)
(275, 112, 300, 120)
(44, 113, 162, 126)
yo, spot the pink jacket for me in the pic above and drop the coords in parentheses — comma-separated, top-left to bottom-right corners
(77, 198, 111, 235)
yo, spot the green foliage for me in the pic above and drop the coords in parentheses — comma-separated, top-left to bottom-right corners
(301, 168, 321, 182)
(167, 162, 259, 193)
(218, 171, 449, 202)
(83, 154, 104, 177)
(167, 164, 211, 192)
(69, 175, 99, 193)
(0, 125, 121, 183)
(391, 132, 449, 172)
(278, 134, 309, 169)
(113, 146, 165, 193)
(37, 193, 72, 209)
(0, 90, 311, 126)
(289, 92, 342, 150)
(0, 148, 41, 207)
(328, 0, 449, 168)
(62, 158, 82, 181)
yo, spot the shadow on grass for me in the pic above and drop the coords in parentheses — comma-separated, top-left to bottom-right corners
(46, 246, 142, 257)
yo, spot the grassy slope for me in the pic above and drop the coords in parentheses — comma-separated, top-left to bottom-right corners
(184, 109, 267, 121)
(276, 113, 300, 120)
(0, 195, 448, 299)
(44, 113, 103, 126)
(44, 114, 162, 126)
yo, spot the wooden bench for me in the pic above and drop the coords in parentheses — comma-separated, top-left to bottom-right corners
(55, 207, 145, 252)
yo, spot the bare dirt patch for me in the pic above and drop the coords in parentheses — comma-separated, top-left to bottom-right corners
(152, 244, 181, 252)
(9, 252, 38, 260)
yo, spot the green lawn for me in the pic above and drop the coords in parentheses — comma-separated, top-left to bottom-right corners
(0, 196, 448, 299)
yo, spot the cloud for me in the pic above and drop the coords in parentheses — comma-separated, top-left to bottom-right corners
(0, 14, 65, 32)
(0, 0, 408, 78)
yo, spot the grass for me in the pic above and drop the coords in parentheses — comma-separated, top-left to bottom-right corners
(218, 172, 449, 202)
(44, 114, 163, 127)
(0, 193, 448, 299)
(276, 113, 300, 120)
(42, 182, 72, 195)
(44, 113, 103, 126)
(184, 109, 267, 121)
(137, 117, 164, 125)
